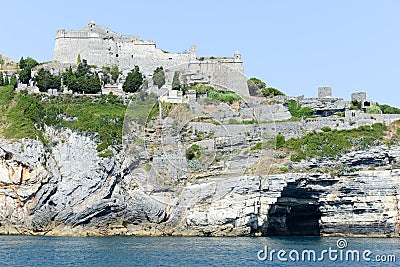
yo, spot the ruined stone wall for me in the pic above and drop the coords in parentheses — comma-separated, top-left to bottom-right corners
(166, 60, 248, 97)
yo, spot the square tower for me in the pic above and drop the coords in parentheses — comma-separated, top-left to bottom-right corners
(318, 87, 332, 98)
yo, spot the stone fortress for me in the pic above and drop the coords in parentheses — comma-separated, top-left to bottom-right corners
(53, 20, 248, 96)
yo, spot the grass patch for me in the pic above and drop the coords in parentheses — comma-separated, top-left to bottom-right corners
(287, 99, 313, 118)
(0, 86, 128, 151)
(207, 88, 242, 103)
(98, 149, 114, 158)
(282, 123, 387, 161)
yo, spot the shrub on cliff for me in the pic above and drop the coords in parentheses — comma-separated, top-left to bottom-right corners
(365, 105, 382, 114)
(207, 88, 241, 104)
(261, 87, 285, 98)
(378, 104, 400, 114)
(282, 123, 387, 161)
(286, 99, 313, 118)
(247, 77, 266, 96)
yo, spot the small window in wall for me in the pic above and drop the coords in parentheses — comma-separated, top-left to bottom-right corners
(364, 101, 371, 107)
(131, 55, 133, 58)
(116, 54, 119, 57)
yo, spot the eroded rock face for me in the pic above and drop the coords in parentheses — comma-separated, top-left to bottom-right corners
(0, 130, 166, 235)
(0, 131, 399, 237)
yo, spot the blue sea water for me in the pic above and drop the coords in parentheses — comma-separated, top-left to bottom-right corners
(0, 235, 398, 266)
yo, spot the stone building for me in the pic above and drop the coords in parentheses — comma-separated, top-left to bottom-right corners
(318, 87, 332, 98)
(53, 21, 249, 96)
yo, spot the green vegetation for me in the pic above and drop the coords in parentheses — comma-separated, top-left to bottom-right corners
(0, 72, 3, 86)
(321, 126, 331, 132)
(172, 71, 181, 90)
(60, 60, 101, 94)
(98, 149, 114, 158)
(281, 123, 387, 161)
(125, 93, 158, 124)
(261, 87, 285, 98)
(102, 65, 121, 84)
(378, 104, 400, 114)
(0, 85, 126, 151)
(19, 57, 39, 84)
(228, 118, 240, 124)
(365, 105, 382, 114)
(207, 88, 242, 103)
(144, 163, 152, 172)
(183, 83, 213, 95)
(186, 144, 201, 160)
(286, 99, 313, 118)
(9, 75, 17, 89)
(34, 68, 61, 92)
(243, 119, 258, 124)
(350, 100, 361, 110)
(247, 77, 266, 96)
(3, 74, 9, 86)
(152, 66, 165, 89)
(280, 166, 289, 173)
(123, 65, 143, 93)
(276, 134, 285, 149)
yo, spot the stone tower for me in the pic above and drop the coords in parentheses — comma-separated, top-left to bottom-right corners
(318, 87, 332, 98)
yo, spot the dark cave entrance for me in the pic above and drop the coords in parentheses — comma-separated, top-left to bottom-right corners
(265, 180, 322, 236)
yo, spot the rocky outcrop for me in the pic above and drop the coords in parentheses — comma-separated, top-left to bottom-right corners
(0, 130, 399, 237)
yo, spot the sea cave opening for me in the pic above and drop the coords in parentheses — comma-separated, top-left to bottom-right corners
(265, 181, 321, 236)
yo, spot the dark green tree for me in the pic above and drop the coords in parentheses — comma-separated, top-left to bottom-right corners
(10, 74, 18, 89)
(261, 87, 285, 98)
(3, 75, 9, 86)
(19, 57, 25, 69)
(122, 65, 143, 93)
(110, 65, 121, 83)
(83, 75, 101, 94)
(19, 67, 31, 84)
(172, 71, 180, 90)
(0, 72, 3, 86)
(152, 66, 165, 89)
(34, 68, 61, 92)
(76, 59, 90, 78)
(247, 77, 266, 96)
(19, 57, 38, 69)
(18, 57, 38, 84)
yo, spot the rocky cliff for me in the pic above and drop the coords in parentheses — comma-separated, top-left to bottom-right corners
(1, 127, 399, 237)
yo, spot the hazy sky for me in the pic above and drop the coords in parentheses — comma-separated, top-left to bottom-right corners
(2, 0, 400, 106)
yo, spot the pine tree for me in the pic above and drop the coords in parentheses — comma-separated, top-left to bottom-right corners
(172, 71, 180, 90)
(153, 66, 165, 89)
(122, 66, 143, 93)
(4, 75, 9, 86)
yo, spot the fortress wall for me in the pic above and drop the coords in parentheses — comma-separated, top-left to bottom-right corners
(54, 35, 191, 73)
(53, 23, 248, 96)
(166, 60, 248, 97)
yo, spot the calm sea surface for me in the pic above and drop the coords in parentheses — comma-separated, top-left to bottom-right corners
(0, 235, 399, 266)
